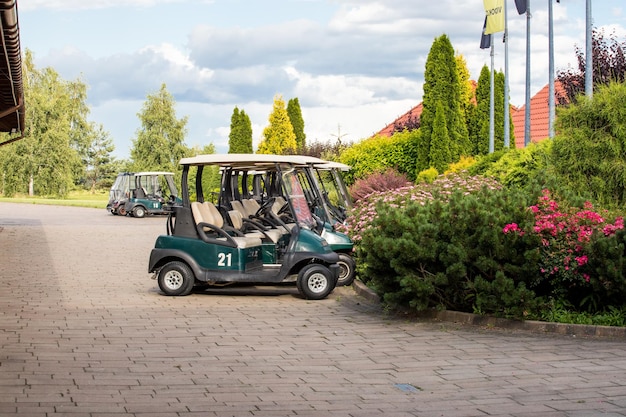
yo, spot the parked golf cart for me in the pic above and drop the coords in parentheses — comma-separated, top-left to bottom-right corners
(106, 172, 134, 215)
(124, 171, 181, 218)
(148, 154, 341, 299)
(216, 155, 356, 286)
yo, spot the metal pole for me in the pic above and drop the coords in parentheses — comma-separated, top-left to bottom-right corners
(585, 0, 593, 98)
(503, 0, 510, 148)
(548, 0, 555, 139)
(524, 0, 531, 147)
(490, 42, 495, 154)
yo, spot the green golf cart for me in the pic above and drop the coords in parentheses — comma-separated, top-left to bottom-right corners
(148, 154, 340, 300)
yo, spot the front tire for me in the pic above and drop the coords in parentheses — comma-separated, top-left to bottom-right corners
(297, 264, 335, 300)
(157, 261, 195, 296)
(336, 253, 356, 286)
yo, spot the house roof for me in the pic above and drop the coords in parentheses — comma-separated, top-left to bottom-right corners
(376, 103, 423, 137)
(0, 0, 24, 146)
(376, 81, 564, 150)
(511, 81, 565, 148)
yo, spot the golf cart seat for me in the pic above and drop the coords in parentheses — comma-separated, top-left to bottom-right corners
(239, 198, 290, 234)
(191, 201, 262, 249)
(271, 196, 296, 231)
(228, 209, 283, 243)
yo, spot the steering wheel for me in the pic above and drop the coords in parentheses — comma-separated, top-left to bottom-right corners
(255, 198, 275, 217)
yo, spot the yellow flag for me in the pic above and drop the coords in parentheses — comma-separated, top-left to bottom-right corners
(483, 0, 505, 34)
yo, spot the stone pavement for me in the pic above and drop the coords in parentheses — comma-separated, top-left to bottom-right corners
(0, 202, 625, 417)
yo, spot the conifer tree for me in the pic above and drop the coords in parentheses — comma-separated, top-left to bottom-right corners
(228, 107, 253, 153)
(257, 94, 297, 154)
(287, 97, 306, 150)
(469, 65, 512, 155)
(430, 101, 451, 173)
(418, 34, 469, 172)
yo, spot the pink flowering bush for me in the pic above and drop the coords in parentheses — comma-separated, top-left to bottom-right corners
(504, 189, 625, 310)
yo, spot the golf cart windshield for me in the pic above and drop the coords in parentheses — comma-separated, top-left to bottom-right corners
(281, 169, 316, 229)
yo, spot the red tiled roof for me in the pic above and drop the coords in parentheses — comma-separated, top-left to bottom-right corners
(511, 81, 565, 148)
(377, 103, 422, 137)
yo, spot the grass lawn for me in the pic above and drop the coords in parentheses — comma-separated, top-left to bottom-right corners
(0, 190, 109, 209)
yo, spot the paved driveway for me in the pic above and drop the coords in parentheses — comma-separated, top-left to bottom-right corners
(0, 202, 625, 417)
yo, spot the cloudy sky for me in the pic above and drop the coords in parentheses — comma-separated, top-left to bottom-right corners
(18, 0, 626, 158)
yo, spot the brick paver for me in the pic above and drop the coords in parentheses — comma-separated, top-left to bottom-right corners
(1, 202, 625, 417)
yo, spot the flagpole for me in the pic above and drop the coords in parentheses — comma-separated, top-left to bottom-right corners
(548, 0, 555, 139)
(503, 0, 510, 148)
(490, 41, 495, 154)
(524, 0, 531, 147)
(585, 0, 593, 98)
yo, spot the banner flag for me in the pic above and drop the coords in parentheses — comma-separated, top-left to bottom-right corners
(514, 0, 527, 14)
(480, 17, 492, 49)
(483, 0, 505, 34)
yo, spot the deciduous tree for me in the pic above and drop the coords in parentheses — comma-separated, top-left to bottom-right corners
(130, 83, 189, 172)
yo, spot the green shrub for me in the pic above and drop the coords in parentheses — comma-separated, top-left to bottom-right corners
(339, 130, 419, 184)
(416, 167, 438, 184)
(357, 186, 542, 317)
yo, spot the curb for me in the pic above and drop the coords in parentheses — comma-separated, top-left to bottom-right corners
(351, 280, 626, 339)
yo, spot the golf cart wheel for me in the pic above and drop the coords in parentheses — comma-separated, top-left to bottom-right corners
(336, 253, 356, 287)
(133, 206, 146, 218)
(118, 206, 127, 216)
(157, 261, 195, 296)
(297, 264, 335, 300)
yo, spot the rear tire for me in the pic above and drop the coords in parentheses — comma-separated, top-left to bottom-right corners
(157, 261, 195, 296)
(133, 206, 146, 218)
(336, 253, 356, 286)
(297, 264, 335, 300)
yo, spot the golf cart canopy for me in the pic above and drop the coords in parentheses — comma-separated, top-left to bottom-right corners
(179, 154, 326, 170)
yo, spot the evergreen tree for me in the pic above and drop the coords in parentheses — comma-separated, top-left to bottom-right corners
(470, 65, 491, 155)
(418, 34, 469, 172)
(456, 54, 474, 138)
(84, 123, 117, 193)
(469, 66, 513, 155)
(257, 94, 297, 154)
(228, 107, 253, 153)
(287, 97, 306, 150)
(430, 101, 451, 173)
(130, 83, 189, 172)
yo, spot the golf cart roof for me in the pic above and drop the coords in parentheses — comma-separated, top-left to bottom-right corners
(133, 171, 175, 176)
(179, 154, 326, 170)
(314, 161, 351, 171)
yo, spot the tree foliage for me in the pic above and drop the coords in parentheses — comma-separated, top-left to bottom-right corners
(287, 97, 306, 150)
(469, 65, 512, 155)
(551, 81, 626, 207)
(130, 83, 189, 173)
(257, 94, 297, 154)
(83, 123, 117, 192)
(557, 28, 626, 104)
(418, 34, 470, 173)
(339, 130, 419, 185)
(228, 107, 253, 153)
(0, 50, 86, 197)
